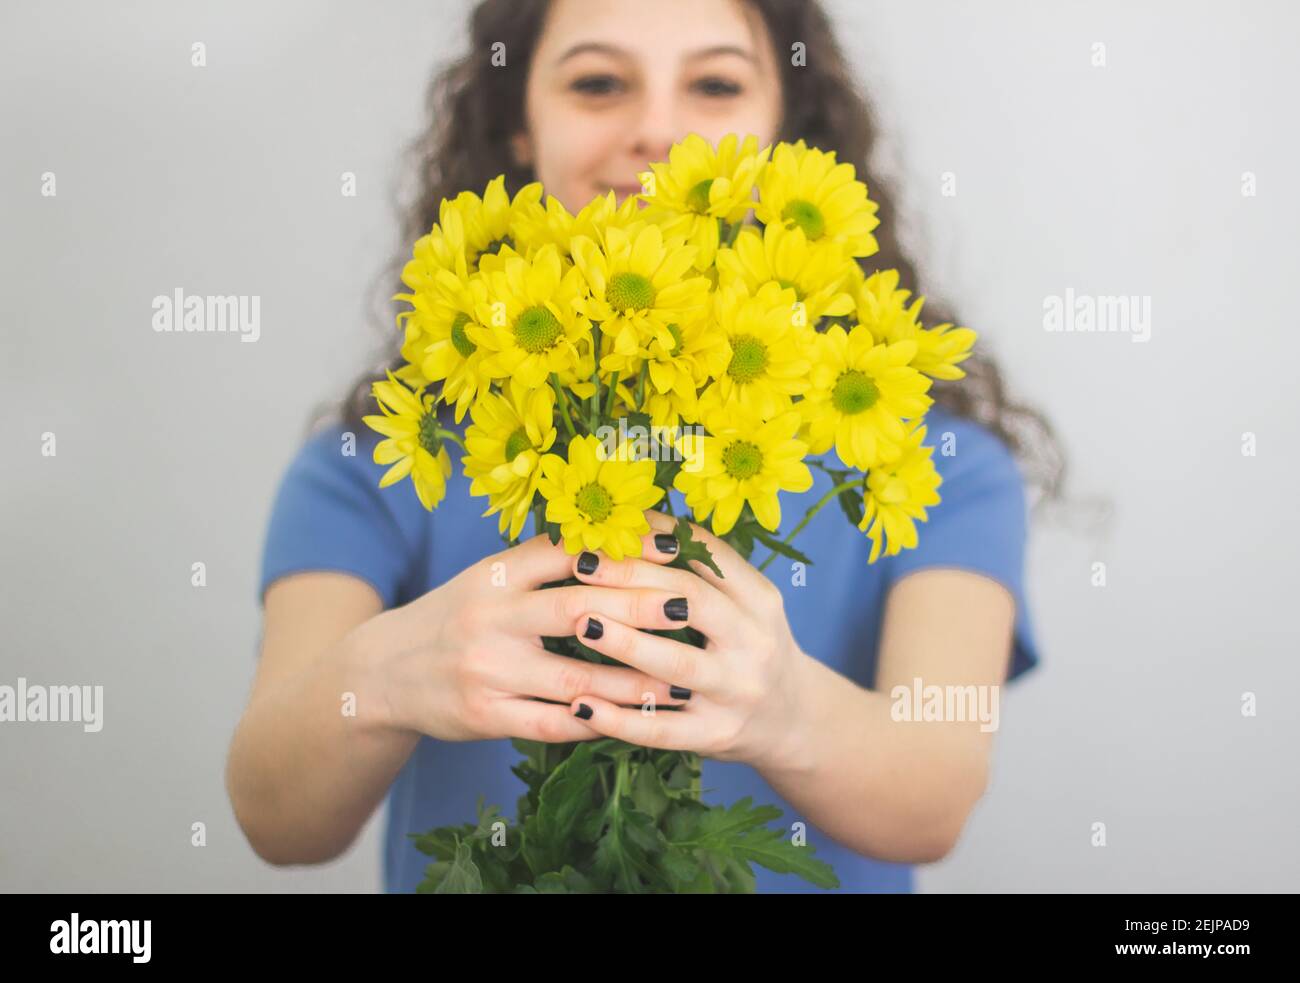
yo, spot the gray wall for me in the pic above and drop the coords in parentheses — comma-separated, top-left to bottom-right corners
(2, 0, 1296, 892)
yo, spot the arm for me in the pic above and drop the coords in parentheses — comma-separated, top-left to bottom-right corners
(758, 567, 1014, 863)
(225, 572, 419, 866)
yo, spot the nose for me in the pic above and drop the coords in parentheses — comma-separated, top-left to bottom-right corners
(628, 85, 681, 169)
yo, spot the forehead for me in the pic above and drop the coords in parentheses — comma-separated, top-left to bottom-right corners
(535, 0, 771, 65)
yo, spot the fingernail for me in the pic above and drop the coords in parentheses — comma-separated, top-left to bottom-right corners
(664, 597, 688, 622)
(577, 551, 599, 575)
(654, 533, 679, 555)
(583, 617, 603, 640)
(670, 685, 692, 700)
(574, 702, 593, 720)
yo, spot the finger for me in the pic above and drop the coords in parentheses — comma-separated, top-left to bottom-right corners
(575, 613, 722, 697)
(569, 549, 741, 644)
(489, 697, 604, 743)
(642, 510, 768, 609)
(506, 583, 696, 636)
(483, 646, 691, 708)
(480, 529, 582, 590)
(569, 694, 709, 752)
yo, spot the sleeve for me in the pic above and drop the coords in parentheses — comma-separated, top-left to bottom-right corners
(881, 415, 1042, 683)
(257, 426, 423, 610)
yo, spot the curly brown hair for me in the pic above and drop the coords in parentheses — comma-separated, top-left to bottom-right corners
(342, 0, 1065, 499)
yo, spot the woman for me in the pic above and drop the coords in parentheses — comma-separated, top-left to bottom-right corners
(227, 0, 1063, 893)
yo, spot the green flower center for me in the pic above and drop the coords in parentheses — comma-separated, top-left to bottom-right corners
(575, 481, 614, 522)
(504, 426, 531, 463)
(781, 198, 826, 239)
(418, 410, 442, 456)
(722, 439, 763, 480)
(686, 178, 715, 214)
(513, 305, 563, 353)
(449, 312, 476, 358)
(831, 369, 880, 414)
(726, 333, 769, 384)
(606, 272, 655, 312)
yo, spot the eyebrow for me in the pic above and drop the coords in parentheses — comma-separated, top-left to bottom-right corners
(555, 42, 756, 66)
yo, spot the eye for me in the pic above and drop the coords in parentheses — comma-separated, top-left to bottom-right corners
(691, 76, 743, 98)
(570, 74, 625, 96)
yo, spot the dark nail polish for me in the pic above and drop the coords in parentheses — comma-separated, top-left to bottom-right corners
(575, 702, 593, 720)
(670, 685, 692, 701)
(654, 533, 679, 555)
(664, 597, 688, 622)
(583, 617, 604, 640)
(577, 551, 599, 575)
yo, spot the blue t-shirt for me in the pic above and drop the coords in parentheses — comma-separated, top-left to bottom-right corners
(258, 405, 1040, 893)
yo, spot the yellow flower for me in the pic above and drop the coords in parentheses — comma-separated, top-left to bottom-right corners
(639, 316, 728, 429)
(444, 176, 543, 269)
(800, 324, 933, 470)
(674, 404, 812, 535)
(463, 381, 557, 541)
(510, 189, 643, 260)
(638, 133, 771, 269)
(852, 268, 977, 379)
(397, 268, 495, 423)
(697, 280, 811, 421)
(716, 223, 857, 324)
(362, 373, 455, 510)
(755, 140, 880, 258)
(537, 435, 665, 560)
(571, 223, 709, 358)
(858, 422, 943, 563)
(472, 244, 592, 388)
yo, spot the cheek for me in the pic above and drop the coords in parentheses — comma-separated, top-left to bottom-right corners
(528, 105, 629, 211)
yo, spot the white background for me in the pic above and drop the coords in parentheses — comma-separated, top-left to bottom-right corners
(2, 0, 1297, 892)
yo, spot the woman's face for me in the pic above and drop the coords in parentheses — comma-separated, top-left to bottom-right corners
(514, 0, 783, 211)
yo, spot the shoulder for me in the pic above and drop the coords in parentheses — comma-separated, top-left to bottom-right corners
(259, 420, 428, 607)
(921, 407, 1025, 501)
(883, 405, 1030, 584)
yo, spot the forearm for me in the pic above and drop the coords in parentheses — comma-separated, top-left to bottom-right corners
(754, 650, 990, 864)
(225, 613, 420, 865)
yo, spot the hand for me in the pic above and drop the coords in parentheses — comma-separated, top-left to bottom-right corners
(369, 528, 695, 745)
(559, 509, 812, 770)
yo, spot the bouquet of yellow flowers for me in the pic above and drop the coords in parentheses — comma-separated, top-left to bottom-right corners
(364, 134, 977, 893)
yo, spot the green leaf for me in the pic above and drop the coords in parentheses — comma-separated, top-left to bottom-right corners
(750, 526, 813, 566)
(630, 761, 672, 822)
(665, 796, 840, 891)
(522, 742, 601, 874)
(429, 842, 484, 894)
(669, 516, 724, 578)
(836, 481, 865, 528)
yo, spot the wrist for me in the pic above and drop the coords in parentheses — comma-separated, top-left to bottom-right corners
(752, 645, 821, 780)
(335, 607, 412, 740)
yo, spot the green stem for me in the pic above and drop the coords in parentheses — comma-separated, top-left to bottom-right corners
(604, 370, 620, 417)
(636, 362, 648, 411)
(552, 373, 576, 437)
(435, 427, 466, 452)
(757, 477, 861, 572)
(589, 324, 601, 431)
